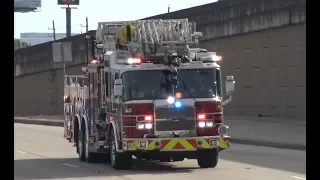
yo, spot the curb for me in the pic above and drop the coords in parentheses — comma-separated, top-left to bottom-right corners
(231, 138, 306, 151)
(14, 118, 306, 151)
(14, 118, 63, 127)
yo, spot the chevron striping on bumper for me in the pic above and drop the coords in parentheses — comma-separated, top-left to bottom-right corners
(218, 138, 229, 149)
(178, 139, 195, 150)
(124, 137, 230, 151)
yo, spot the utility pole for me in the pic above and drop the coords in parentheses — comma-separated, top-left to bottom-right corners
(81, 16, 89, 33)
(48, 20, 56, 40)
(168, 5, 170, 13)
(82, 16, 90, 65)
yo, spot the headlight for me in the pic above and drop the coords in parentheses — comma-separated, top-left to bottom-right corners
(198, 121, 214, 128)
(198, 122, 206, 128)
(145, 123, 153, 129)
(136, 123, 144, 130)
(206, 122, 213, 127)
(136, 123, 153, 130)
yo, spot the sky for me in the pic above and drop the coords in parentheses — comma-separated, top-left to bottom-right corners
(14, 0, 218, 38)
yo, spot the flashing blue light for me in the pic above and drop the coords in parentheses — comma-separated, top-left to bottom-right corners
(174, 101, 182, 108)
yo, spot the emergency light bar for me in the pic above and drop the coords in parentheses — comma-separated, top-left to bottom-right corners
(189, 48, 223, 62)
(118, 56, 173, 65)
(194, 52, 222, 62)
(128, 58, 141, 64)
(116, 53, 222, 66)
(212, 55, 222, 61)
(117, 58, 142, 65)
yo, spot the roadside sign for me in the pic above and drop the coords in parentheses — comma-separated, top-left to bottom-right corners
(52, 42, 72, 63)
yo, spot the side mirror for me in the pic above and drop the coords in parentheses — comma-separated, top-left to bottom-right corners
(113, 79, 123, 97)
(225, 76, 235, 94)
(192, 32, 203, 39)
(96, 43, 104, 49)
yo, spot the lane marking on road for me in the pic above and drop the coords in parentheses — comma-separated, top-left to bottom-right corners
(14, 149, 27, 154)
(290, 176, 306, 180)
(62, 163, 79, 168)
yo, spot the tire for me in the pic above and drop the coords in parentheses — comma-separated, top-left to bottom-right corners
(109, 128, 132, 170)
(75, 129, 79, 153)
(78, 128, 86, 161)
(197, 149, 219, 168)
(83, 127, 99, 163)
(103, 152, 111, 163)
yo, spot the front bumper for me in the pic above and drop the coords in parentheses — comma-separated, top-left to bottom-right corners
(123, 136, 230, 151)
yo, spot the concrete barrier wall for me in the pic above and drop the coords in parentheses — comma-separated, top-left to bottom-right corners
(14, 0, 306, 119)
(14, 31, 95, 76)
(201, 24, 306, 118)
(144, 0, 305, 40)
(14, 64, 85, 116)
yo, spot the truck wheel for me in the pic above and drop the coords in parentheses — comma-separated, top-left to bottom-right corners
(83, 127, 99, 163)
(197, 149, 219, 168)
(104, 152, 111, 163)
(78, 128, 86, 161)
(109, 128, 132, 169)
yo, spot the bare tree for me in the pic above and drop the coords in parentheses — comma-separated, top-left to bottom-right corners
(14, 39, 31, 50)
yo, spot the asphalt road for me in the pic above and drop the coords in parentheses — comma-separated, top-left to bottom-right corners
(14, 123, 306, 180)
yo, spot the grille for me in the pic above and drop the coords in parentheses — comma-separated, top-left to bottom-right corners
(154, 106, 195, 131)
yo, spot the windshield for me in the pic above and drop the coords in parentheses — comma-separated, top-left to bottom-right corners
(122, 68, 221, 101)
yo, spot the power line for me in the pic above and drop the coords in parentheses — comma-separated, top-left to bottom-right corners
(55, 24, 82, 29)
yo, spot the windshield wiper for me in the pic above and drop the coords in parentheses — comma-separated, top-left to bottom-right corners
(151, 77, 168, 104)
(182, 80, 196, 101)
(152, 86, 163, 104)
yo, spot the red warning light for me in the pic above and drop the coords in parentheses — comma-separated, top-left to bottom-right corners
(90, 57, 99, 64)
(144, 115, 153, 121)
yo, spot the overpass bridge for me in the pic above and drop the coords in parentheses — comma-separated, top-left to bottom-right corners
(14, 0, 306, 119)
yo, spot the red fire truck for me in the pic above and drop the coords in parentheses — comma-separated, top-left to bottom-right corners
(63, 19, 235, 170)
